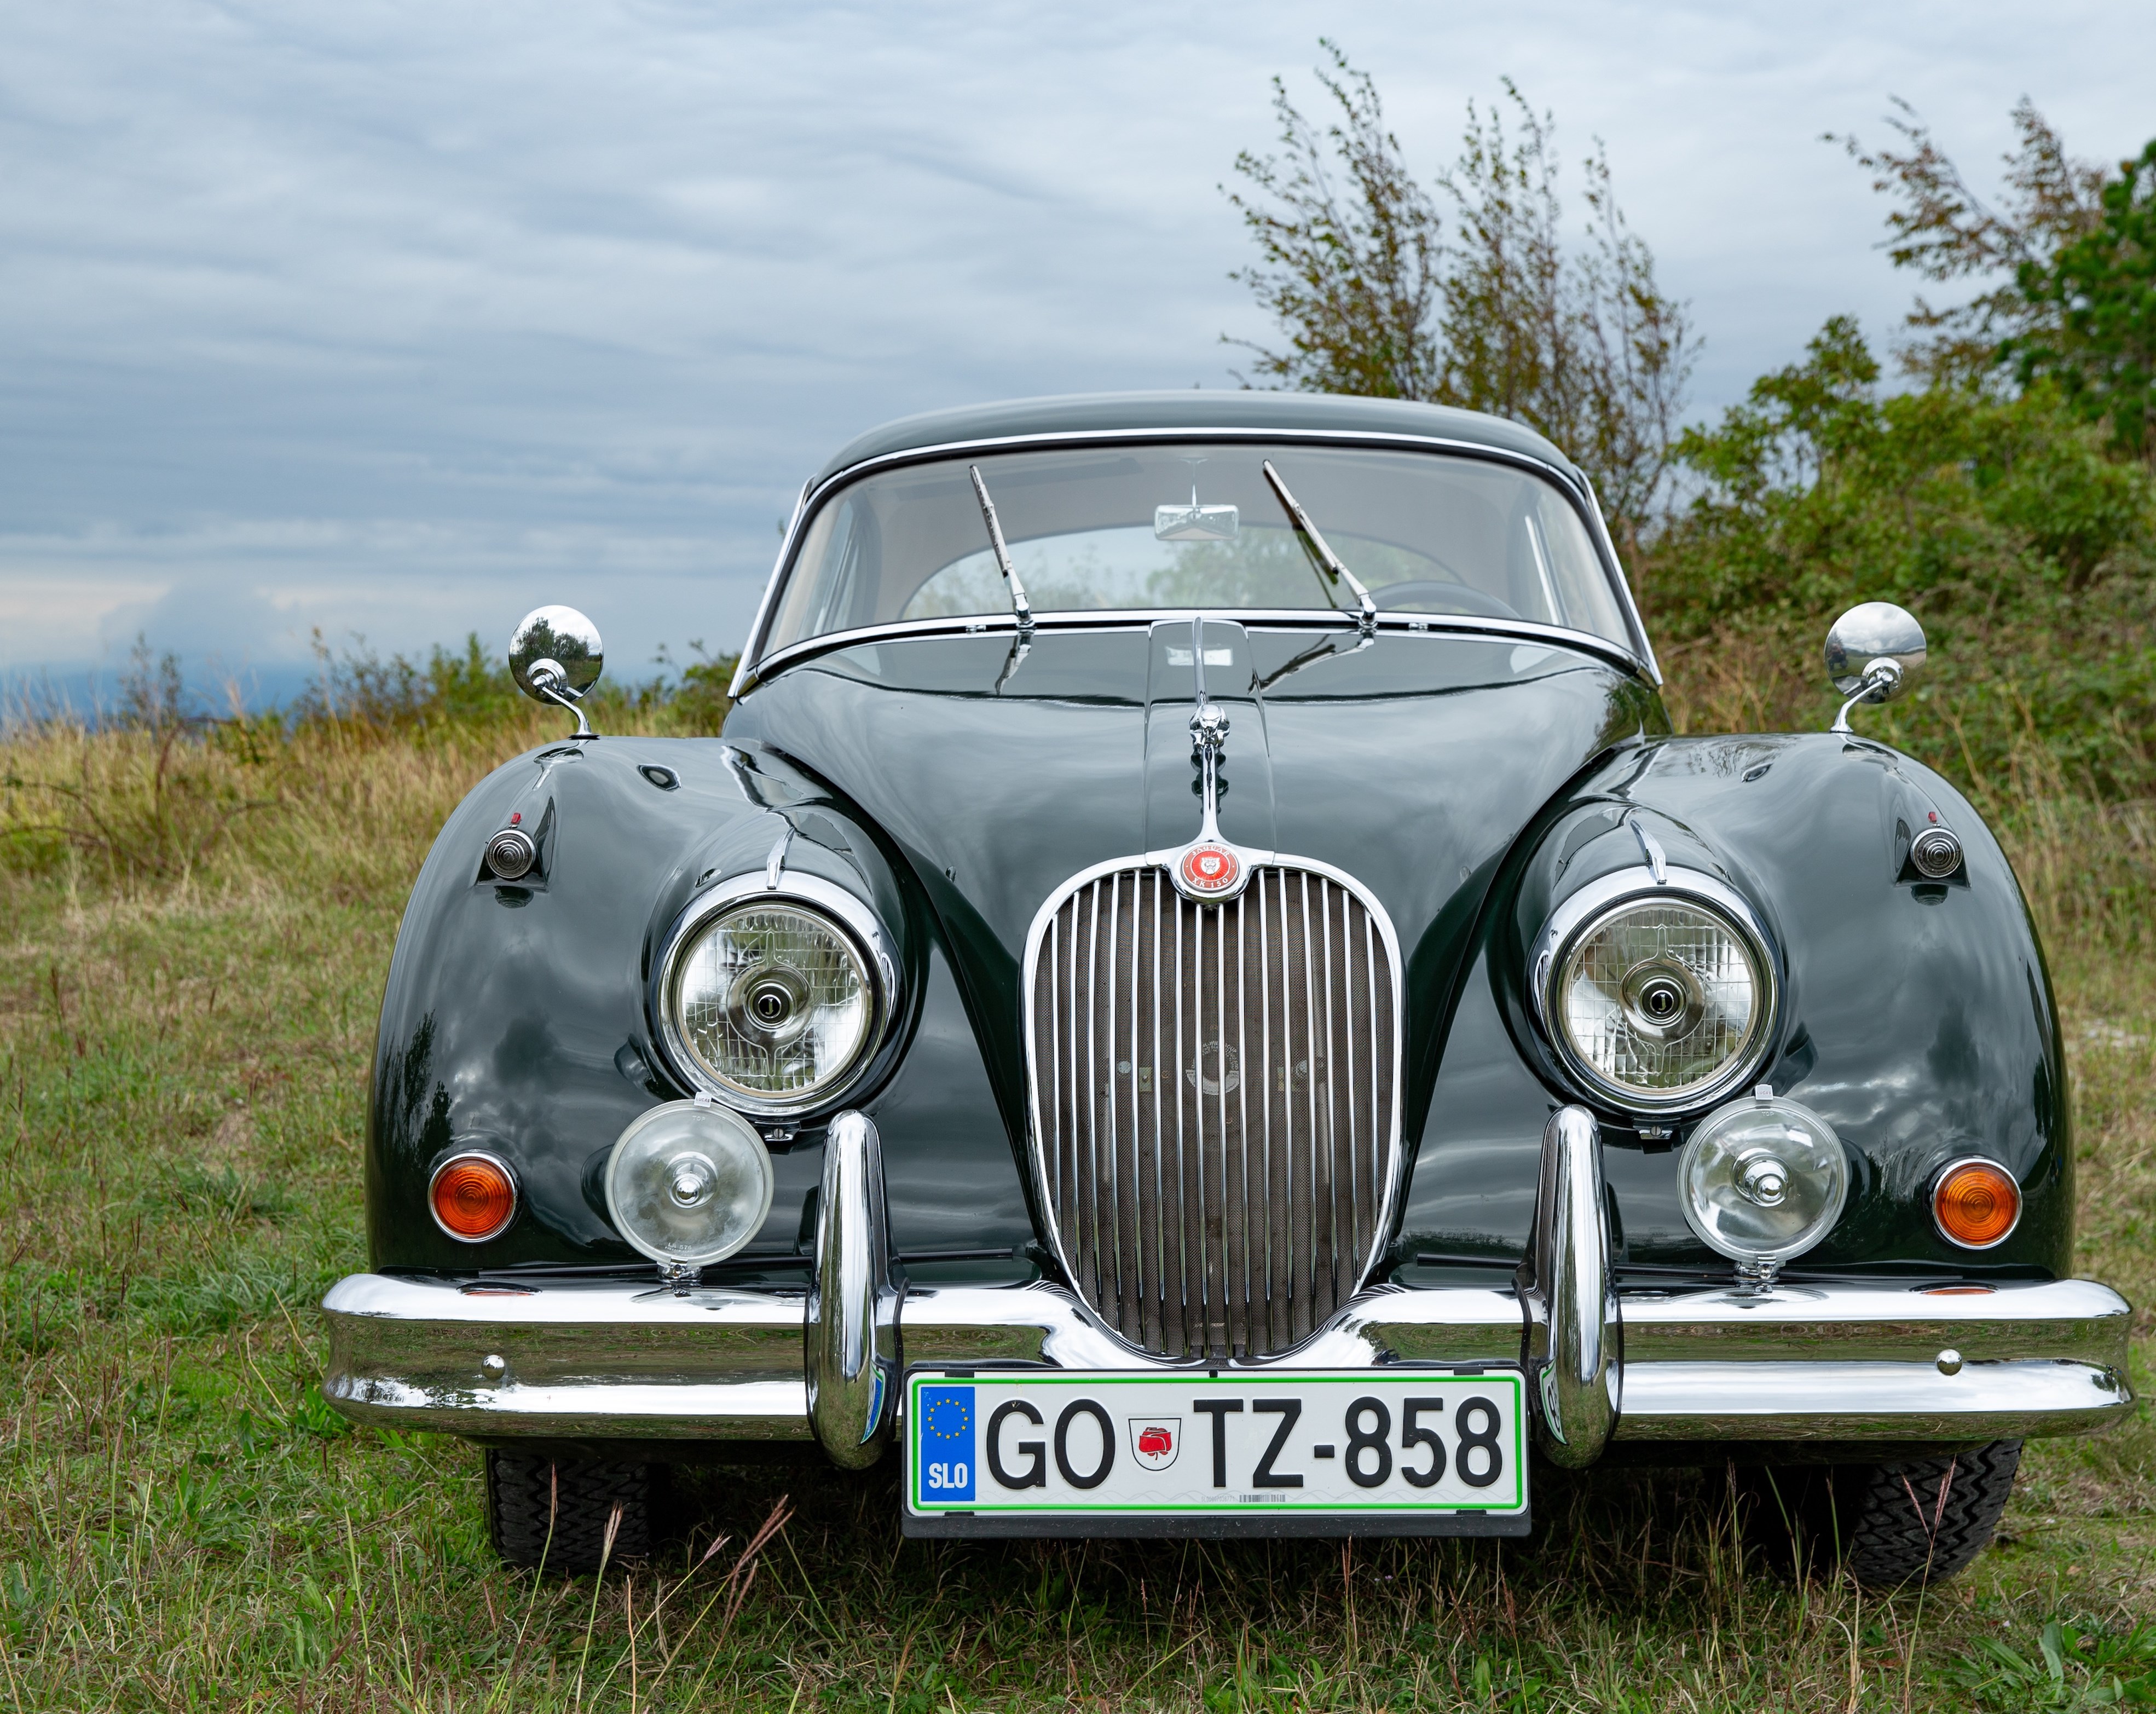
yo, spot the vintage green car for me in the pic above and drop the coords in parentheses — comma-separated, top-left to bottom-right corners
(322, 391, 2132, 1582)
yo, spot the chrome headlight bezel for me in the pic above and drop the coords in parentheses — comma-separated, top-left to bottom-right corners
(650, 870, 899, 1118)
(1530, 866, 1779, 1114)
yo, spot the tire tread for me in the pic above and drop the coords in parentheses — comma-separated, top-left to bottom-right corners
(485, 1451, 658, 1573)
(1837, 1439, 2021, 1586)
(1741, 1439, 2021, 1588)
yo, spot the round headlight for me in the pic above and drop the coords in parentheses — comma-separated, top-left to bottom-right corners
(1538, 874, 1775, 1111)
(660, 887, 883, 1112)
(1680, 1092, 1848, 1265)
(605, 1101, 775, 1267)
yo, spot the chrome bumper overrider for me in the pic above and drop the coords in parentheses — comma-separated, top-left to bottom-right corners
(323, 1109, 2135, 1457)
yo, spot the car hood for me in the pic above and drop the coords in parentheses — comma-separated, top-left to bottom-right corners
(724, 623, 1663, 1135)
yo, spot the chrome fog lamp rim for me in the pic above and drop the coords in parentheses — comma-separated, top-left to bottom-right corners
(604, 1100, 776, 1267)
(1530, 865, 1779, 1113)
(650, 869, 898, 1117)
(1679, 1091, 1849, 1265)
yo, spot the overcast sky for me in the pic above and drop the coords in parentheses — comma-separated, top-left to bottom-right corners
(2, 1, 2149, 696)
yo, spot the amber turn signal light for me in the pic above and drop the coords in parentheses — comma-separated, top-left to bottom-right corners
(1933, 1159, 2020, 1250)
(429, 1152, 518, 1243)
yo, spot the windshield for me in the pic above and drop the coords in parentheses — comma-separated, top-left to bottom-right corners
(762, 441, 1633, 656)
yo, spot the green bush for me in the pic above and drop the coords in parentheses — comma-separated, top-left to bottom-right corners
(1640, 318, 2156, 800)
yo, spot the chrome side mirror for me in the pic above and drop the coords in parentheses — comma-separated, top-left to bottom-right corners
(510, 605, 604, 738)
(1824, 602, 1925, 735)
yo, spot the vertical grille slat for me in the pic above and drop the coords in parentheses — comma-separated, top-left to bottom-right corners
(1297, 870, 1321, 1346)
(1030, 862, 1398, 1360)
(1241, 892, 1259, 1363)
(1148, 872, 1167, 1354)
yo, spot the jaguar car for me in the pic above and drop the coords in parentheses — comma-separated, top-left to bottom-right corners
(322, 391, 2133, 1583)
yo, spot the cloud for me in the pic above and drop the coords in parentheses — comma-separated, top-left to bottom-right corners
(1, 0, 2150, 677)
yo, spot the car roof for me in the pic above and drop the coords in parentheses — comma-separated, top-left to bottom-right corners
(809, 390, 1581, 489)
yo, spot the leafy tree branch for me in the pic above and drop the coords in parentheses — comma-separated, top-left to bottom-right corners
(1222, 44, 1696, 540)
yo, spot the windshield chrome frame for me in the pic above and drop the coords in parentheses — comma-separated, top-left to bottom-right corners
(730, 426, 1661, 696)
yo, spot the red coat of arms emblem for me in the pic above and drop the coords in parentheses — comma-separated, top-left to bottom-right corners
(1129, 1418, 1181, 1471)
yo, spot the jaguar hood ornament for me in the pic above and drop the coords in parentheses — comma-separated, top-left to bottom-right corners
(1170, 614, 1255, 903)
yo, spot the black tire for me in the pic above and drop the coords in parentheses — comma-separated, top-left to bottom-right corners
(484, 1450, 662, 1573)
(1742, 1440, 2022, 1588)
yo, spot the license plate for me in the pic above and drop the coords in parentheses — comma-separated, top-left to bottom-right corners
(903, 1369, 1528, 1537)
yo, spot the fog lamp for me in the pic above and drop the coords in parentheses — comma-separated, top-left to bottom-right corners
(1679, 1090, 1848, 1268)
(429, 1151, 519, 1243)
(604, 1100, 774, 1267)
(1932, 1158, 2020, 1250)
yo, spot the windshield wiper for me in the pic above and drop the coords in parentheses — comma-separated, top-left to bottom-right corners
(1261, 459, 1378, 638)
(1252, 628, 1372, 694)
(968, 465, 1036, 639)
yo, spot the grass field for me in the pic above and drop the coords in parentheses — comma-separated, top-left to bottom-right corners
(0, 699, 2150, 1712)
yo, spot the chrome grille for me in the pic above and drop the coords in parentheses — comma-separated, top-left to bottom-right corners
(1026, 864, 1400, 1359)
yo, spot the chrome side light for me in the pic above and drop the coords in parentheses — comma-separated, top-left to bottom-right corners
(1910, 826, 1962, 879)
(1531, 868, 1777, 1112)
(653, 872, 896, 1117)
(484, 826, 537, 880)
(605, 1100, 775, 1268)
(1680, 1090, 1848, 1275)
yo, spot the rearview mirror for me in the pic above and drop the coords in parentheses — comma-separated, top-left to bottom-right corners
(1154, 503, 1239, 543)
(1823, 602, 1924, 734)
(510, 605, 604, 737)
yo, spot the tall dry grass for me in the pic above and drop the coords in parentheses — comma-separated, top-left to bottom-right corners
(0, 702, 668, 895)
(1661, 621, 2156, 954)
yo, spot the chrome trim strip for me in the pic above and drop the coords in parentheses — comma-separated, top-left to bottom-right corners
(320, 1273, 812, 1441)
(1019, 851, 1408, 1360)
(1522, 1107, 1620, 1466)
(739, 607, 1649, 697)
(648, 865, 900, 1119)
(323, 1373, 809, 1440)
(1619, 1278, 2130, 1365)
(1614, 1360, 2129, 1442)
(731, 424, 1655, 691)
(1576, 471, 1662, 684)
(1529, 864, 1781, 1116)
(729, 480, 812, 700)
(1626, 812, 1668, 884)
(806, 1111, 897, 1465)
(320, 1273, 2130, 1446)
(898, 1280, 1528, 1372)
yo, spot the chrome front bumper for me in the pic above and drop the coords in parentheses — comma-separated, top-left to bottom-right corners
(322, 1109, 2136, 1459)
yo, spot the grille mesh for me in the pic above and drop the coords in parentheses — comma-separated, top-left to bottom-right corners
(1028, 864, 1398, 1359)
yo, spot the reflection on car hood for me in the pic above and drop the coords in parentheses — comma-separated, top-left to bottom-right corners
(724, 625, 1661, 1126)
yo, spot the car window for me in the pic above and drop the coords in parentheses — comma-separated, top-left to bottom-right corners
(763, 442, 1633, 655)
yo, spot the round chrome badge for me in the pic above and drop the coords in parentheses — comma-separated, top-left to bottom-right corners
(1179, 844, 1241, 895)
